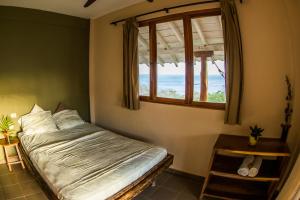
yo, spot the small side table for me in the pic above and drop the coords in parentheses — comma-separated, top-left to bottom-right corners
(0, 138, 25, 171)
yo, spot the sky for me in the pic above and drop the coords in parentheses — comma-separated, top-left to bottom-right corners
(139, 61, 225, 75)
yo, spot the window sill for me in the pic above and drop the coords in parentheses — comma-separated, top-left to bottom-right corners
(140, 96, 225, 110)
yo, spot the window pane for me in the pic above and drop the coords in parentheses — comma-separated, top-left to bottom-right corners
(193, 59, 201, 101)
(207, 59, 225, 103)
(156, 20, 185, 99)
(192, 16, 226, 103)
(138, 26, 150, 96)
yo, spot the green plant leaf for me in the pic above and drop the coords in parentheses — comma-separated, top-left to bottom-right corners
(0, 115, 14, 134)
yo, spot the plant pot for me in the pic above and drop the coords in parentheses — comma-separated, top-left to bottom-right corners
(3, 132, 10, 144)
(249, 135, 258, 146)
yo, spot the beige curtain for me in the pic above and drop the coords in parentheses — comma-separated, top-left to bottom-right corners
(123, 18, 140, 110)
(221, 0, 244, 124)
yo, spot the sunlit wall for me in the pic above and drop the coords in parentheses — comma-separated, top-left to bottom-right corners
(0, 6, 90, 162)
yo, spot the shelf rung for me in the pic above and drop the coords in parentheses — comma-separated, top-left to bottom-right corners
(204, 176, 269, 200)
(210, 171, 280, 182)
(203, 192, 239, 200)
(218, 149, 290, 157)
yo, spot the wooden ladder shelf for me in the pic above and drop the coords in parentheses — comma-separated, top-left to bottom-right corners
(200, 134, 290, 200)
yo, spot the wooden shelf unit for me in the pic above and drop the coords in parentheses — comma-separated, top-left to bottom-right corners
(200, 134, 290, 200)
(205, 176, 270, 200)
(210, 154, 280, 182)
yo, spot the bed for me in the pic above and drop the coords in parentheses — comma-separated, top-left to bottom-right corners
(18, 123, 173, 200)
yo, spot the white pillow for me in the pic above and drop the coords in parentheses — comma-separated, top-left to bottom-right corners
(21, 111, 58, 135)
(18, 104, 44, 125)
(31, 104, 44, 113)
(53, 110, 84, 130)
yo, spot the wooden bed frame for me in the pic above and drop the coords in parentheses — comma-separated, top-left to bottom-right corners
(19, 142, 174, 200)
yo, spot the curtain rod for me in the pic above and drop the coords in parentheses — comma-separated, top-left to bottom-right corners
(110, 0, 221, 25)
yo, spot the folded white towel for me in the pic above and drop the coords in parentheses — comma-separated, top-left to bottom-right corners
(248, 156, 263, 177)
(237, 155, 255, 176)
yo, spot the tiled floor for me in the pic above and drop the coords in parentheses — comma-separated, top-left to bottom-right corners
(134, 172, 205, 200)
(0, 164, 47, 200)
(0, 164, 206, 200)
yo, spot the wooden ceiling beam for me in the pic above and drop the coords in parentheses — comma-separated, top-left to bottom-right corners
(168, 22, 184, 45)
(157, 31, 179, 64)
(218, 16, 222, 29)
(171, 55, 179, 67)
(156, 32, 170, 50)
(194, 50, 214, 58)
(138, 35, 150, 66)
(139, 54, 149, 67)
(140, 43, 224, 55)
(139, 33, 164, 65)
(138, 35, 148, 49)
(157, 57, 164, 66)
(192, 19, 207, 46)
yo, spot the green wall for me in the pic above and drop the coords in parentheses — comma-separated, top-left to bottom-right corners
(0, 6, 90, 121)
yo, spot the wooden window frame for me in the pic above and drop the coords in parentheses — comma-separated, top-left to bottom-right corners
(138, 8, 225, 110)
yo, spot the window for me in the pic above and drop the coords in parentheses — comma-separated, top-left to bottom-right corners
(138, 26, 150, 96)
(138, 9, 225, 109)
(156, 20, 186, 100)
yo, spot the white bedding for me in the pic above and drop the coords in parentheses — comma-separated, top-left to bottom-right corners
(19, 123, 167, 200)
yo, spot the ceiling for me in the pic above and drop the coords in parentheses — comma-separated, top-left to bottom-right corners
(139, 16, 224, 66)
(0, 0, 144, 19)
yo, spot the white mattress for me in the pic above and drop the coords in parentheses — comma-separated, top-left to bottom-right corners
(19, 123, 167, 200)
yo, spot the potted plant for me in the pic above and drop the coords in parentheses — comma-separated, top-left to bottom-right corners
(281, 76, 293, 142)
(0, 115, 14, 144)
(249, 125, 264, 146)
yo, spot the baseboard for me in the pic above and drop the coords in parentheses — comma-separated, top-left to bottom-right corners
(166, 168, 204, 182)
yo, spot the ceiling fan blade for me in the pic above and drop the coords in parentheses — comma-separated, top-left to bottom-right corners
(84, 0, 96, 8)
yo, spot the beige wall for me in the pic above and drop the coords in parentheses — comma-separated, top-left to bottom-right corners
(284, 0, 300, 153)
(90, 0, 298, 176)
(278, 0, 300, 199)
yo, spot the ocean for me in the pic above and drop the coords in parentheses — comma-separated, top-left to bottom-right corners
(139, 74, 225, 95)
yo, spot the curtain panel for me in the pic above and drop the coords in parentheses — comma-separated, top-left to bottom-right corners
(123, 18, 140, 110)
(221, 0, 244, 124)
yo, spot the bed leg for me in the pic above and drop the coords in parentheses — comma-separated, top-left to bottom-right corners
(151, 181, 156, 187)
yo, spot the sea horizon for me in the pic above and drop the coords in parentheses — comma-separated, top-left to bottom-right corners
(139, 74, 225, 95)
